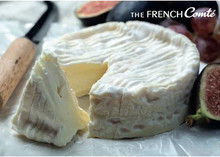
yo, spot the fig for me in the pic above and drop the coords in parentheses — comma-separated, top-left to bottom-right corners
(194, 35, 220, 63)
(106, 1, 170, 24)
(191, 7, 218, 36)
(187, 64, 220, 126)
(76, 1, 120, 26)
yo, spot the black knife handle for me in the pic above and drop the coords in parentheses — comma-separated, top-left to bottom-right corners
(25, 1, 58, 44)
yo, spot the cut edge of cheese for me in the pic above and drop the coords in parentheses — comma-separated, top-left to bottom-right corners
(11, 52, 89, 147)
(61, 62, 108, 97)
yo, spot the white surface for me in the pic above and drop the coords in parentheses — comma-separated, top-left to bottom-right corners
(0, 1, 85, 25)
(0, 1, 220, 156)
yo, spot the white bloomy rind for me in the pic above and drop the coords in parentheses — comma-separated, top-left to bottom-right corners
(12, 53, 89, 147)
(45, 21, 200, 139)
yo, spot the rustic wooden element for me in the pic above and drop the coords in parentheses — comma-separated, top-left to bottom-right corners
(0, 38, 35, 111)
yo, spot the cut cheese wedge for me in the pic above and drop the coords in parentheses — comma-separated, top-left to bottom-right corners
(12, 53, 89, 147)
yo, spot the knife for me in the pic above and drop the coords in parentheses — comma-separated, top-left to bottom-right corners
(0, 1, 58, 111)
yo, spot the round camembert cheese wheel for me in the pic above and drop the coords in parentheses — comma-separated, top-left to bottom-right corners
(46, 21, 199, 139)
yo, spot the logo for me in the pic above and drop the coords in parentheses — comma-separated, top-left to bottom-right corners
(131, 7, 216, 19)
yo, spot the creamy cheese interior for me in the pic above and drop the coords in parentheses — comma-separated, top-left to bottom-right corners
(62, 62, 107, 97)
